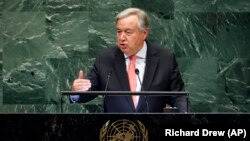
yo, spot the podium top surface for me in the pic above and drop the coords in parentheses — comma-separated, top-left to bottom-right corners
(61, 91, 189, 96)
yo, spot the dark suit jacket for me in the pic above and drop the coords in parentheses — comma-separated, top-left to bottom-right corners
(77, 41, 189, 113)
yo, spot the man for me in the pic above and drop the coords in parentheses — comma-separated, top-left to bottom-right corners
(71, 8, 189, 113)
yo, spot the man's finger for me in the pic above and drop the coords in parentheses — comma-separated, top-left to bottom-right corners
(78, 70, 85, 79)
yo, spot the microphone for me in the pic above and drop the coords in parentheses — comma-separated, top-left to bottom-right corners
(104, 71, 112, 91)
(135, 68, 144, 91)
(103, 71, 112, 112)
(135, 68, 149, 112)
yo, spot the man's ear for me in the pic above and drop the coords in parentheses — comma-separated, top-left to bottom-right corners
(143, 28, 149, 40)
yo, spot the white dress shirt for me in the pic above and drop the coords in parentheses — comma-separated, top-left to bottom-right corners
(125, 41, 147, 106)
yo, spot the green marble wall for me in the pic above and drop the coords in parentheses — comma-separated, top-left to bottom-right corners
(1, 0, 249, 113)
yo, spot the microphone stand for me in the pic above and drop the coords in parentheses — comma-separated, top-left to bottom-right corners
(103, 71, 112, 112)
(61, 93, 63, 113)
(135, 68, 149, 113)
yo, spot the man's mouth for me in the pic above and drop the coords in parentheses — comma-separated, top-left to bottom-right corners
(119, 43, 127, 49)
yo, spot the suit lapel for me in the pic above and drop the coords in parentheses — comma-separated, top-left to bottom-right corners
(136, 42, 159, 112)
(113, 49, 135, 110)
(142, 42, 158, 91)
(142, 58, 158, 91)
(113, 49, 130, 91)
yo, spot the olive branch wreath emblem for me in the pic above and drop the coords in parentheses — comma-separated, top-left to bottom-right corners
(100, 119, 148, 141)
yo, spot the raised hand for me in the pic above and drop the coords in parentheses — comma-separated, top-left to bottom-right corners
(71, 70, 91, 91)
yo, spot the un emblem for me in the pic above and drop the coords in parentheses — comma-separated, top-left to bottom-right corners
(100, 119, 148, 141)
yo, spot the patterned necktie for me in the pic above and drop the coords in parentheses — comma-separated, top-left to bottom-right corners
(128, 55, 137, 108)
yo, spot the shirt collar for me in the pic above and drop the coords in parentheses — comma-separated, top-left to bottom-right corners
(124, 41, 147, 59)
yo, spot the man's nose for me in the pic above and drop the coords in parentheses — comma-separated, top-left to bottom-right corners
(119, 32, 126, 40)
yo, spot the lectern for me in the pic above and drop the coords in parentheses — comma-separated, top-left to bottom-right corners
(61, 91, 189, 113)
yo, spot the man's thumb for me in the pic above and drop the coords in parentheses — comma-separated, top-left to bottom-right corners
(78, 70, 84, 79)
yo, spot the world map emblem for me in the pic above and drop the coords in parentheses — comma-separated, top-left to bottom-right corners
(100, 119, 148, 141)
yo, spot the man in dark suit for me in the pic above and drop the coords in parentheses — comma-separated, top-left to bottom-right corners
(71, 8, 189, 113)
